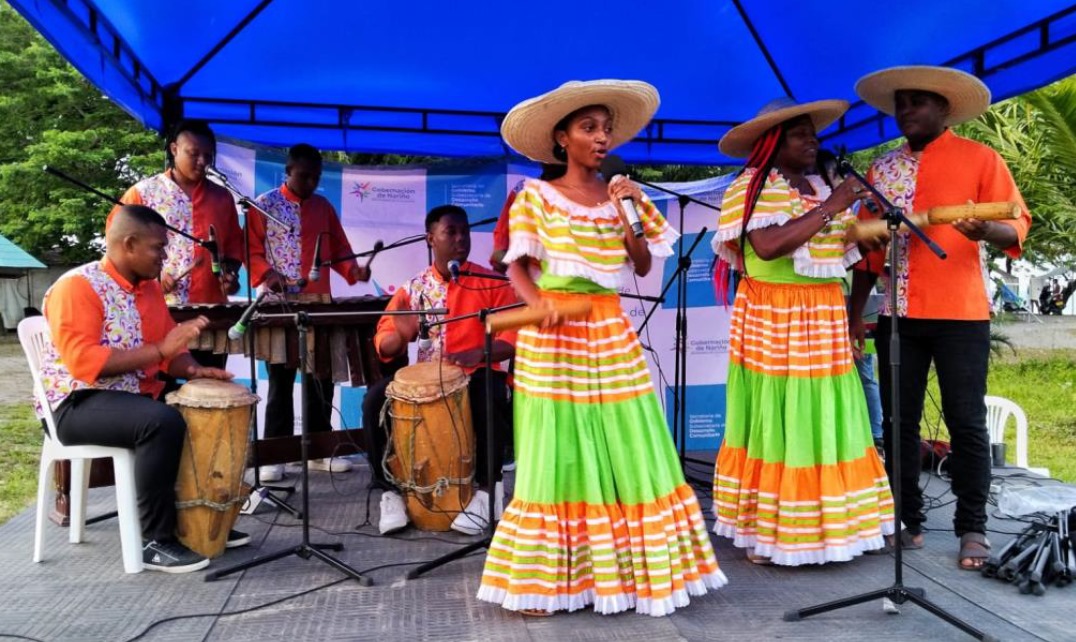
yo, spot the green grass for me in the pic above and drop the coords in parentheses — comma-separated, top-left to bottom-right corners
(921, 348, 1076, 482)
(0, 402, 42, 524)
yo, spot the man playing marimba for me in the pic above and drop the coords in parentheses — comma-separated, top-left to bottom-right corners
(363, 205, 517, 535)
(248, 144, 371, 481)
(41, 205, 244, 573)
(109, 119, 245, 370)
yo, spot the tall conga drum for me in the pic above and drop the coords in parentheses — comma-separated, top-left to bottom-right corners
(385, 362, 475, 531)
(167, 379, 258, 558)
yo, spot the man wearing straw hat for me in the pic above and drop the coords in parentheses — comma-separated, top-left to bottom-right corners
(848, 65, 1032, 570)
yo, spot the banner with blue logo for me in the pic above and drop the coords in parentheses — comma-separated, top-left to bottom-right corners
(216, 142, 735, 452)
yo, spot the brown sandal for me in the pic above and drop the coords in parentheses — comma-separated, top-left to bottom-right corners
(519, 609, 553, 617)
(958, 532, 991, 571)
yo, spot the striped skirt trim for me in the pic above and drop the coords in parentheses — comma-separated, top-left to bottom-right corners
(713, 445, 895, 566)
(478, 485, 727, 616)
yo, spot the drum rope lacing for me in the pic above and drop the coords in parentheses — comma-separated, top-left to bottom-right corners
(379, 394, 474, 497)
(174, 407, 250, 511)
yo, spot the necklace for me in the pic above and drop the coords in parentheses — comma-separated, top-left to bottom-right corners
(557, 182, 609, 207)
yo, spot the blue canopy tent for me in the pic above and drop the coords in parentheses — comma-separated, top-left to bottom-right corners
(9, 0, 1076, 164)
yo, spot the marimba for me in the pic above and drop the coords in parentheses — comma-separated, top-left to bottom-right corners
(170, 294, 392, 386)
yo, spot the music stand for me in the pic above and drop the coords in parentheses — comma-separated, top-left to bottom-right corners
(205, 298, 444, 583)
(406, 300, 525, 579)
(785, 164, 994, 641)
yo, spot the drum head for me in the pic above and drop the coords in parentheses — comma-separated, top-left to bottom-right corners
(387, 362, 468, 402)
(166, 379, 259, 409)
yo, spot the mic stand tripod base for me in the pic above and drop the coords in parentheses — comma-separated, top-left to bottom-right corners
(786, 180, 992, 642)
(241, 483, 298, 517)
(206, 311, 371, 586)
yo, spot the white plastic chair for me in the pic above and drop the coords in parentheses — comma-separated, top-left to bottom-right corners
(18, 317, 143, 573)
(985, 395, 1048, 477)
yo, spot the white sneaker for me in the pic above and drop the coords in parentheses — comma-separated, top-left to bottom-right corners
(308, 457, 353, 473)
(379, 491, 409, 535)
(259, 464, 284, 482)
(451, 490, 490, 535)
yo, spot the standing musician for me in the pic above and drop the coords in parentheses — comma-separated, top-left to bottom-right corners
(108, 119, 244, 370)
(248, 143, 371, 481)
(40, 205, 244, 574)
(849, 66, 1032, 570)
(362, 204, 517, 536)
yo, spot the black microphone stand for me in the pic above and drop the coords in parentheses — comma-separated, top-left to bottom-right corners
(316, 216, 500, 269)
(234, 199, 300, 518)
(633, 178, 723, 475)
(785, 164, 992, 641)
(406, 300, 525, 579)
(43, 164, 224, 265)
(207, 307, 441, 584)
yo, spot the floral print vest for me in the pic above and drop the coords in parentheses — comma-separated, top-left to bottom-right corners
(36, 263, 145, 416)
(136, 173, 196, 305)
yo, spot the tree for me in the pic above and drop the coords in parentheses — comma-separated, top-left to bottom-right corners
(956, 76, 1076, 265)
(0, 3, 163, 265)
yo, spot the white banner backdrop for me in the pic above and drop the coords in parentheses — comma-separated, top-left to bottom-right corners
(216, 142, 734, 451)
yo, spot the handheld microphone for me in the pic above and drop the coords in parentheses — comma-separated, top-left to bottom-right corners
(417, 319, 432, 350)
(599, 155, 644, 238)
(207, 224, 221, 276)
(228, 289, 269, 340)
(308, 233, 324, 282)
(448, 259, 461, 283)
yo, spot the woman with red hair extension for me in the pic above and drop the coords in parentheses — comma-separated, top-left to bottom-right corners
(711, 98, 895, 566)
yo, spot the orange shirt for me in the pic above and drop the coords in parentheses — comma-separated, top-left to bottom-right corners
(44, 257, 180, 400)
(108, 171, 244, 304)
(247, 184, 361, 296)
(374, 261, 518, 375)
(856, 130, 1031, 320)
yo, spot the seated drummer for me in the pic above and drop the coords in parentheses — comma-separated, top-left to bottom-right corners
(363, 204, 517, 535)
(248, 143, 371, 481)
(40, 205, 247, 574)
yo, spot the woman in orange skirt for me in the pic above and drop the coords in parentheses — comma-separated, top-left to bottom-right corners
(477, 80, 726, 616)
(711, 98, 895, 566)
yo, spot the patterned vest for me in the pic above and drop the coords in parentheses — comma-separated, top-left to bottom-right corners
(401, 267, 448, 364)
(252, 188, 303, 281)
(37, 263, 145, 416)
(135, 173, 196, 305)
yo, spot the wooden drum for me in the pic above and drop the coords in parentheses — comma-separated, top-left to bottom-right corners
(166, 379, 258, 558)
(385, 363, 475, 532)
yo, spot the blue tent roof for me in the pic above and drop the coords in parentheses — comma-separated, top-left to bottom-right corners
(0, 232, 46, 270)
(10, 1, 1076, 164)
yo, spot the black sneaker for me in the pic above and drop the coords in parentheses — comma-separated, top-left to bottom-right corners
(226, 529, 251, 548)
(142, 540, 210, 574)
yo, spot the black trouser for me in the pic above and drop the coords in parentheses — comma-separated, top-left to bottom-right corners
(876, 317, 991, 537)
(361, 368, 509, 489)
(263, 363, 334, 439)
(54, 389, 186, 543)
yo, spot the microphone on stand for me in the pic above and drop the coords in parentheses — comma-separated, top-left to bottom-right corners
(308, 233, 324, 282)
(599, 154, 644, 238)
(205, 165, 230, 186)
(417, 319, 432, 350)
(228, 289, 270, 340)
(207, 224, 221, 276)
(448, 259, 461, 283)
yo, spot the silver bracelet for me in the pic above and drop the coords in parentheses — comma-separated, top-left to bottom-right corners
(817, 207, 835, 224)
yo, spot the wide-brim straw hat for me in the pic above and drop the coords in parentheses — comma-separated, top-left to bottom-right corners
(718, 97, 849, 158)
(501, 80, 660, 164)
(855, 65, 991, 126)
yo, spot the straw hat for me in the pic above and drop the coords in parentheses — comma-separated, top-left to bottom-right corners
(855, 65, 991, 126)
(718, 97, 849, 158)
(500, 80, 660, 164)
